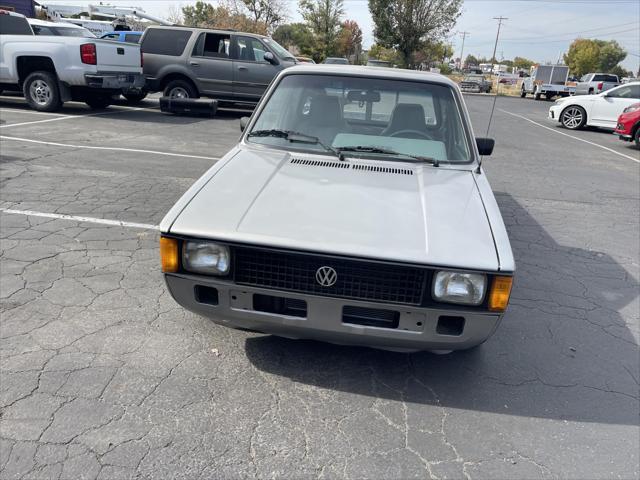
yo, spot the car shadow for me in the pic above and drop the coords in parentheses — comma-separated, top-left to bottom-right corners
(244, 193, 639, 426)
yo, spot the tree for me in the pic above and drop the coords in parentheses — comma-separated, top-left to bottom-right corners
(464, 54, 479, 67)
(369, 0, 462, 67)
(273, 23, 314, 54)
(609, 65, 631, 78)
(368, 43, 401, 65)
(513, 56, 534, 71)
(241, 0, 288, 32)
(336, 20, 363, 59)
(564, 38, 627, 77)
(299, 0, 344, 61)
(182, 0, 274, 34)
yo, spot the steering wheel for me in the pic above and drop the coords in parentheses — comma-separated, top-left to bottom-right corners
(389, 129, 434, 140)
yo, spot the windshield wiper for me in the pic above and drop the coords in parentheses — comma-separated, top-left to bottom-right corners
(336, 145, 440, 167)
(247, 129, 340, 158)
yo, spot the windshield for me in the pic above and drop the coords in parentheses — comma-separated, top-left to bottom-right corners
(248, 74, 471, 164)
(32, 24, 96, 37)
(263, 38, 295, 62)
(464, 75, 484, 81)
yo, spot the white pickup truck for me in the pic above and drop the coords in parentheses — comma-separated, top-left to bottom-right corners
(0, 10, 145, 111)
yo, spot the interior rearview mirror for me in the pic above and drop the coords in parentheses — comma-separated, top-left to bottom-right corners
(476, 137, 495, 156)
(240, 116, 249, 132)
(263, 52, 276, 64)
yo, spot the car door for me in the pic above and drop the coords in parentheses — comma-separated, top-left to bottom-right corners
(590, 84, 640, 127)
(188, 32, 233, 97)
(231, 35, 279, 101)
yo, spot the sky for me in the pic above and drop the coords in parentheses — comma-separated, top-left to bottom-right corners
(44, 0, 640, 72)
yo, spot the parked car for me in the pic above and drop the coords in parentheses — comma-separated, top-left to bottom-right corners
(0, 9, 144, 111)
(28, 18, 95, 37)
(140, 26, 296, 104)
(101, 31, 143, 43)
(614, 102, 640, 148)
(459, 74, 492, 93)
(323, 57, 349, 65)
(575, 73, 620, 95)
(366, 59, 391, 68)
(159, 65, 514, 353)
(295, 56, 315, 64)
(549, 82, 640, 130)
(521, 65, 575, 100)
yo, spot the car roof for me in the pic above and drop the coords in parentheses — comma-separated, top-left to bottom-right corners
(280, 64, 459, 88)
(27, 18, 85, 28)
(147, 24, 267, 39)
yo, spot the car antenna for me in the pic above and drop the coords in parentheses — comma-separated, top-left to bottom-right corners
(477, 15, 507, 175)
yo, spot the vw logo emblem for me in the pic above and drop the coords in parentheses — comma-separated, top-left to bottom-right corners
(315, 266, 337, 287)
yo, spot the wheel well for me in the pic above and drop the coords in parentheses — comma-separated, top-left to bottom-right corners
(632, 122, 640, 138)
(17, 57, 56, 85)
(159, 73, 198, 93)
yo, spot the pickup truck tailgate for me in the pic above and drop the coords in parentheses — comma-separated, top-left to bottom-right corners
(94, 40, 141, 72)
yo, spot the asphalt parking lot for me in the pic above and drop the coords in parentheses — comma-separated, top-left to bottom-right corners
(1, 92, 638, 479)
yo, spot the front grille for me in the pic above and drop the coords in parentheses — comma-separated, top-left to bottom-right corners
(233, 246, 426, 305)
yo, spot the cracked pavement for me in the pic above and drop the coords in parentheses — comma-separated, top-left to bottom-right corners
(1, 95, 638, 479)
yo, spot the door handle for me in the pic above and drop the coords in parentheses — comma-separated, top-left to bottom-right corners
(238, 66, 248, 71)
(190, 62, 200, 67)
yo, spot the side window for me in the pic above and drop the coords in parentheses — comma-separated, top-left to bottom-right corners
(607, 86, 631, 98)
(0, 14, 33, 35)
(609, 85, 640, 99)
(235, 37, 268, 62)
(124, 33, 140, 43)
(193, 33, 230, 58)
(592, 75, 605, 82)
(104, 33, 119, 39)
(141, 29, 191, 56)
(604, 75, 618, 83)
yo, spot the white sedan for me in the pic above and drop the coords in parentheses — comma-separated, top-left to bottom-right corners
(549, 82, 640, 130)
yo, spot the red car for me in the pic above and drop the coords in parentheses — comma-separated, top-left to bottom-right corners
(614, 102, 640, 148)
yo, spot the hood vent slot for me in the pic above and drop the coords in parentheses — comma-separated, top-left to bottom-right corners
(289, 158, 414, 175)
(290, 158, 349, 168)
(352, 164, 413, 175)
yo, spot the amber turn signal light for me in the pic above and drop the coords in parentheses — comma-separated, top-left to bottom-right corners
(488, 276, 513, 312)
(160, 237, 179, 273)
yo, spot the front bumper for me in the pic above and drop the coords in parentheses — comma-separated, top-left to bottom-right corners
(84, 72, 146, 92)
(548, 104, 563, 121)
(164, 273, 504, 352)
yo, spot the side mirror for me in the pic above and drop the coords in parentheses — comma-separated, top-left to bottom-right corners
(476, 137, 495, 156)
(263, 52, 276, 64)
(240, 116, 249, 132)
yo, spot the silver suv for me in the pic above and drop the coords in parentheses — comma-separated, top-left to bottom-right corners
(140, 26, 296, 104)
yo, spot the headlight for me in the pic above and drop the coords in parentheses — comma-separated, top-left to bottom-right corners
(182, 241, 230, 275)
(432, 271, 486, 305)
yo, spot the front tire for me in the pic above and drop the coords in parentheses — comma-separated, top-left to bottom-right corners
(520, 87, 526, 98)
(561, 105, 586, 130)
(23, 71, 62, 112)
(634, 127, 640, 149)
(163, 79, 198, 99)
(85, 95, 112, 109)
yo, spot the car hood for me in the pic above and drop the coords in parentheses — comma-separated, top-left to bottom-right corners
(168, 147, 499, 270)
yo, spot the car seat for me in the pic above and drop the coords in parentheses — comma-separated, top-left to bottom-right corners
(382, 103, 427, 137)
(307, 95, 344, 145)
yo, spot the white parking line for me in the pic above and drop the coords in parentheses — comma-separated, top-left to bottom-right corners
(0, 135, 220, 161)
(0, 105, 155, 129)
(0, 208, 159, 230)
(0, 108, 71, 117)
(499, 109, 640, 164)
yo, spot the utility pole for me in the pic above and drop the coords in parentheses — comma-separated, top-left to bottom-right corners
(459, 31, 470, 69)
(490, 16, 507, 73)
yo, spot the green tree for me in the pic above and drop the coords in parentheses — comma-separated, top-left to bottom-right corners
(273, 23, 314, 54)
(464, 54, 479, 67)
(336, 20, 363, 59)
(182, 1, 216, 27)
(241, 0, 288, 32)
(609, 65, 631, 78)
(564, 38, 627, 77)
(369, 0, 462, 68)
(598, 40, 627, 72)
(368, 43, 401, 65)
(513, 56, 534, 71)
(299, 0, 344, 61)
